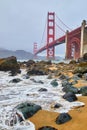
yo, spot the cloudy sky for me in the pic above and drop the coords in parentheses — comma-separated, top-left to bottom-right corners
(0, 0, 87, 56)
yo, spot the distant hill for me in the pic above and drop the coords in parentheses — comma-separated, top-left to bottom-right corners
(0, 48, 63, 61)
(0, 48, 34, 60)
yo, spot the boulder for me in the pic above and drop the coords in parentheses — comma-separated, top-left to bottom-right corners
(0, 56, 20, 75)
(79, 86, 87, 96)
(63, 92, 77, 102)
(50, 80, 58, 87)
(38, 126, 57, 130)
(15, 102, 41, 119)
(56, 113, 72, 124)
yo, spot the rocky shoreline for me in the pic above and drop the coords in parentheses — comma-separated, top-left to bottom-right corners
(0, 55, 87, 130)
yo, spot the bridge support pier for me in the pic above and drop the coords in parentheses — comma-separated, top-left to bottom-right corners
(80, 20, 87, 57)
(65, 20, 87, 60)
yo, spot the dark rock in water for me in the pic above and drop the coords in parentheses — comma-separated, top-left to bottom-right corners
(30, 78, 44, 84)
(56, 113, 72, 124)
(10, 69, 21, 76)
(30, 78, 37, 82)
(37, 80, 44, 84)
(54, 103, 62, 108)
(38, 88, 47, 92)
(79, 86, 87, 96)
(51, 80, 58, 87)
(15, 102, 41, 119)
(63, 92, 77, 102)
(38, 126, 57, 130)
(22, 74, 29, 79)
(9, 78, 22, 83)
(0, 56, 20, 74)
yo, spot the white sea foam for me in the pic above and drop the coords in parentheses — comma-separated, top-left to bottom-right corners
(0, 69, 85, 129)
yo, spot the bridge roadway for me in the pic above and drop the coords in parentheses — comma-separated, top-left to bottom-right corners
(35, 26, 81, 55)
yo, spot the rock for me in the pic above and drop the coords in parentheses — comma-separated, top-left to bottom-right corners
(82, 73, 87, 80)
(63, 92, 78, 102)
(62, 80, 72, 87)
(37, 80, 44, 84)
(79, 86, 87, 96)
(69, 60, 76, 64)
(83, 53, 87, 61)
(59, 74, 69, 80)
(38, 88, 47, 92)
(56, 113, 72, 124)
(47, 74, 52, 79)
(38, 126, 57, 130)
(22, 74, 30, 79)
(15, 102, 41, 119)
(75, 73, 83, 78)
(9, 78, 22, 83)
(50, 80, 58, 87)
(73, 62, 87, 74)
(62, 81, 78, 94)
(27, 67, 47, 75)
(26, 60, 35, 67)
(70, 80, 78, 85)
(54, 103, 62, 108)
(0, 56, 20, 75)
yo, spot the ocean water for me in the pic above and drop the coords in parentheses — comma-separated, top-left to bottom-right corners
(0, 69, 84, 129)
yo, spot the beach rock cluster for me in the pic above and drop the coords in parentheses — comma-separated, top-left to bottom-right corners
(26, 60, 52, 76)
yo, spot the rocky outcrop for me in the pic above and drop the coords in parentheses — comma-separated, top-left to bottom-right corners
(27, 62, 51, 76)
(0, 56, 20, 75)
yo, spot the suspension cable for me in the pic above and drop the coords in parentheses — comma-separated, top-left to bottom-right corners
(55, 14, 72, 31)
(40, 18, 47, 45)
(55, 22, 66, 33)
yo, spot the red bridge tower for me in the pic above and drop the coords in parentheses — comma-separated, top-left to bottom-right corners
(47, 12, 55, 59)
